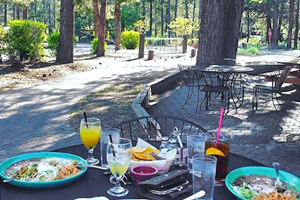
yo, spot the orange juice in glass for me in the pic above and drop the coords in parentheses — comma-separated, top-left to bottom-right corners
(80, 118, 101, 165)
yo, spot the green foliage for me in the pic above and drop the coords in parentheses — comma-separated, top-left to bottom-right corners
(48, 31, 80, 55)
(12, 0, 33, 7)
(47, 31, 60, 54)
(91, 38, 107, 54)
(169, 17, 199, 37)
(237, 46, 261, 56)
(248, 37, 261, 46)
(121, 31, 139, 49)
(0, 26, 6, 56)
(122, 3, 141, 31)
(6, 20, 46, 61)
(133, 20, 147, 33)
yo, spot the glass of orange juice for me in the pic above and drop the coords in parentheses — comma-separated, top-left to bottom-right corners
(80, 118, 101, 165)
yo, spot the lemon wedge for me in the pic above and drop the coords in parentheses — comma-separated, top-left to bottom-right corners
(206, 147, 225, 157)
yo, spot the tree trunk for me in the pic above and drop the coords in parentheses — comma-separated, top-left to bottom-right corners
(16, 7, 20, 19)
(142, 0, 146, 20)
(167, 0, 170, 37)
(185, 0, 189, 18)
(150, 0, 153, 36)
(115, 1, 121, 50)
(161, 0, 164, 36)
(23, 7, 28, 19)
(35, 2, 37, 21)
(287, 0, 295, 49)
(192, 0, 196, 22)
(53, 1, 56, 29)
(294, 0, 299, 48)
(43, 0, 47, 25)
(48, 2, 52, 33)
(198, 0, 202, 19)
(92, 0, 100, 38)
(247, 11, 250, 42)
(266, 16, 271, 42)
(175, 0, 178, 19)
(196, 0, 244, 66)
(4, 2, 7, 26)
(97, 0, 107, 56)
(272, 2, 279, 48)
(57, 0, 74, 64)
(13, 6, 16, 20)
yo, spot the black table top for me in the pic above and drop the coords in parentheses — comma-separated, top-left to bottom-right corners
(0, 144, 262, 200)
(192, 65, 254, 73)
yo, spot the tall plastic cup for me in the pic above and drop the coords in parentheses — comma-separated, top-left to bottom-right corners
(100, 128, 120, 168)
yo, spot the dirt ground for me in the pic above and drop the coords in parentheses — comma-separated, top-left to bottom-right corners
(0, 56, 94, 91)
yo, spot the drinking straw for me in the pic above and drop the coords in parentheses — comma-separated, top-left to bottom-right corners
(83, 112, 88, 128)
(216, 107, 224, 144)
(109, 134, 116, 157)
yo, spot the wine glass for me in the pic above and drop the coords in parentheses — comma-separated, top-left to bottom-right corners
(107, 138, 132, 197)
(80, 118, 101, 165)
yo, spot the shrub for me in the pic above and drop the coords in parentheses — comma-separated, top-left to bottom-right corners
(48, 31, 60, 55)
(6, 20, 46, 61)
(0, 26, 6, 58)
(237, 45, 261, 56)
(91, 38, 107, 54)
(169, 17, 198, 37)
(48, 31, 79, 55)
(121, 31, 139, 49)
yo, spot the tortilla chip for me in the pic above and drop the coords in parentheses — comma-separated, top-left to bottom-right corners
(132, 146, 160, 161)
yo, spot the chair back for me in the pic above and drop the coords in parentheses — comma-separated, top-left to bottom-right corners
(178, 64, 197, 87)
(114, 115, 207, 142)
(275, 66, 292, 89)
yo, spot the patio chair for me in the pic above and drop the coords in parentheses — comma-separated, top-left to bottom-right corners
(194, 70, 230, 112)
(114, 115, 207, 142)
(178, 64, 199, 108)
(252, 66, 292, 112)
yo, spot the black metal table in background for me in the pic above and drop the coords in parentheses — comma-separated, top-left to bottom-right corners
(0, 144, 262, 200)
(192, 65, 253, 112)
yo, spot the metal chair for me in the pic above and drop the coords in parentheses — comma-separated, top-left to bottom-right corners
(194, 70, 230, 111)
(178, 64, 199, 108)
(252, 66, 292, 112)
(113, 115, 207, 142)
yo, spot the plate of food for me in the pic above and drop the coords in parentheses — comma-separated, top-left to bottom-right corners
(0, 152, 87, 188)
(225, 166, 300, 200)
(130, 138, 177, 172)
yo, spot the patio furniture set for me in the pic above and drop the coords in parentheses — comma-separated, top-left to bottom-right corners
(178, 61, 297, 113)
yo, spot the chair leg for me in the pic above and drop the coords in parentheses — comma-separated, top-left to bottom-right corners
(271, 92, 280, 111)
(206, 92, 210, 110)
(252, 87, 258, 113)
(182, 86, 193, 108)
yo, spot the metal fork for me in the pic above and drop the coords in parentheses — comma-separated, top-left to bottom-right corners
(149, 180, 189, 195)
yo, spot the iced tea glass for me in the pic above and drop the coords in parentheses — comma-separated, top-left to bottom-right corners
(205, 139, 229, 185)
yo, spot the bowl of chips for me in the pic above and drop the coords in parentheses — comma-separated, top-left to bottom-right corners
(130, 138, 177, 172)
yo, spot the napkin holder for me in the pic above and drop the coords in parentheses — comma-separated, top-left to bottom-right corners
(137, 169, 192, 200)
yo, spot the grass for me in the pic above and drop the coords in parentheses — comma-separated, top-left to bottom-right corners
(237, 45, 261, 56)
(69, 68, 175, 131)
(70, 84, 142, 131)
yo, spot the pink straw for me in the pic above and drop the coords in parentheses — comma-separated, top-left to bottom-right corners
(216, 107, 224, 144)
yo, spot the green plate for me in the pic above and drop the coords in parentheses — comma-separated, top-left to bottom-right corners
(0, 152, 87, 189)
(225, 166, 300, 200)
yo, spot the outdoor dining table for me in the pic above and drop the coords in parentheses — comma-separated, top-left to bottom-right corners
(0, 141, 263, 200)
(191, 65, 253, 112)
